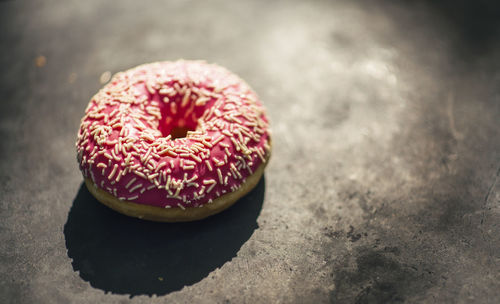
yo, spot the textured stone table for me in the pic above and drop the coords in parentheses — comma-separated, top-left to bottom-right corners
(1, 0, 499, 303)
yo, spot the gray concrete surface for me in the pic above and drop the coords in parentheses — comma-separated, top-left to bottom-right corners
(1, 0, 499, 303)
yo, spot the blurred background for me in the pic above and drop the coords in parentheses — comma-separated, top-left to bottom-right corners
(1, 0, 499, 303)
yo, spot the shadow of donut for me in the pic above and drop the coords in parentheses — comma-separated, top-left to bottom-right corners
(64, 176, 265, 297)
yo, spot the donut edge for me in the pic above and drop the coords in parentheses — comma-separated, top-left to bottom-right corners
(83, 151, 270, 222)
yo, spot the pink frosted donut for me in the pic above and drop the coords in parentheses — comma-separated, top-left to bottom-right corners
(76, 60, 271, 222)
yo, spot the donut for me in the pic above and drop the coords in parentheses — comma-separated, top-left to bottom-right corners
(76, 60, 271, 222)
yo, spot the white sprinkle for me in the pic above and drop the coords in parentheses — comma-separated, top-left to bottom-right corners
(174, 183, 182, 197)
(166, 175, 171, 190)
(230, 137, 240, 151)
(207, 182, 216, 194)
(256, 147, 266, 162)
(191, 154, 202, 163)
(217, 168, 223, 184)
(184, 159, 196, 166)
(134, 171, 147, 179)
(195, 96, 210, 106)
(185, 174, 197, 184)
(198, 185, 206, 196)
(181, 89, 191, 107)
(115, 169, 123, 182)
(108, 164, 118, 179)
(203, 179, 216, 185)
(143, 147, 152, 162)
(205, 160, 213, 171)
(129, 183, 142, 193)
(156, 161, 167, 171)
(148, 173, 159, 180)
(111, 149, 121, 161)
(231, 163, 242, 179)
(201, 139, 213, 148)
(214, 158, 225, 167)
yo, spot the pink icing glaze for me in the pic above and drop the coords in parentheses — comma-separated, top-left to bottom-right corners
(76, 60, 271, 209)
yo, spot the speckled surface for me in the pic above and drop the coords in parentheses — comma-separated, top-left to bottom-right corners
(1, 0, 499, 303)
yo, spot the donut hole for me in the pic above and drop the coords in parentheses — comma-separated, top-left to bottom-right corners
(156, 88, 210, 139)
(158, 115, 198, 139)
(169, 126, 192, 139)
